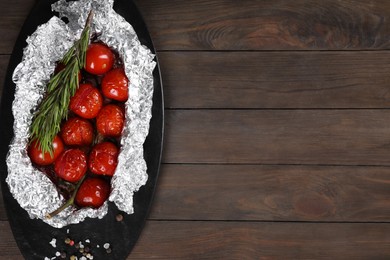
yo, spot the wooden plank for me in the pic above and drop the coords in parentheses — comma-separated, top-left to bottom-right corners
(0, 0, 37, 54)
(0, 55, 10, 99)
(0, 188, 5, 220)
(160, 51, 390, 109)
(4, 0, 390, 52)
(149, 164, 390, 222)
(133, 221, 390, 259)
(2, 220, 390, 259)
(3, 164, 389, 222)
(135, 0, 390, 50)
(164, 110, 390, 165)
(0, 221, 22, 259)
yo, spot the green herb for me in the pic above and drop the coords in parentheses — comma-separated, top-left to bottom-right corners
(29, 11, 93, 155)
(46, 174, 86, 219)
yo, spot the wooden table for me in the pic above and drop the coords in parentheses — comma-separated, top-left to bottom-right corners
(2, 0, 390, 259)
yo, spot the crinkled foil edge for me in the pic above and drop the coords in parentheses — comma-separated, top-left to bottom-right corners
(6, 0, 155, 228)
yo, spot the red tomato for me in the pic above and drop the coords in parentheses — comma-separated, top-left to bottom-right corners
(75, 177, 110, 208)
(88, 142, 119, 176)
(96, 104, 125, 137)
(101, 68, 129, 101)
(70, 83, 103, 119)
(85, 43, 115, 75)
(28, 135, 64, 166)
(54, 149, 87, 182)
(61, 117, 94, 146)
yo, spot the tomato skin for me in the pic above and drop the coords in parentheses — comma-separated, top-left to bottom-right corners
(89, 142, 119, 176)
(28, 135, 64, 166)
(70, 83, 103, 119)
(96, 104, 125, 137)
(61, 117, 94, 146)
(101, 68, 129, 101)
(54, 149, 87, 182)
(85, 43, 115, 75)
(75, 177, 110, 208)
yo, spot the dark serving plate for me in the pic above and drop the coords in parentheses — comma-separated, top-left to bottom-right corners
(0, 0, 163, 259)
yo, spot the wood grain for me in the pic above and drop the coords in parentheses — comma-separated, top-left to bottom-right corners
(2, 220, 390, 259)
(159, 51, 390, 109)
(2, 164, 390, 222)
(164, 110, 390, 165)
(0, 222, 22, 259)
(133, 221, 390, 259)
(135, 0, 390, 50)
(0, 0, 37, 54)
(150, 164, 390, 222)
(3, 0, 390, 52)
(0, 56, 10, 99)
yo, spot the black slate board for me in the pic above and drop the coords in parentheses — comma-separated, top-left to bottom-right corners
(0, 0, 164, 259)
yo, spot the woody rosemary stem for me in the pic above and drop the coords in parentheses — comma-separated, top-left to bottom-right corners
(29, 10, 93, 155)
(46, 174, 87, 219)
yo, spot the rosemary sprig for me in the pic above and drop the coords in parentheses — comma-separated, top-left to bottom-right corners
(29, 11, 93, 155)
(46, 174, 87, 219)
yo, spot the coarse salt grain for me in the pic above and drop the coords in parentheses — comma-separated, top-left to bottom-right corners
(49, 238, 56, 248)
(55, 251, 61, 257)
(103, 243, 110, 249)
(85, 239, 90, 243)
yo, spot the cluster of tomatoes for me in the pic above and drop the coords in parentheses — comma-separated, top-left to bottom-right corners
(28, 43, 129, 209)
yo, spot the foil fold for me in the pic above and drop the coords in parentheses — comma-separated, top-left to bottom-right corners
(6, 0, 155, 228)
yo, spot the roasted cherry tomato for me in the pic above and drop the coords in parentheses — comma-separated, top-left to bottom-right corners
(101, 68, 129, 101)
(54, 149, 87, 183)
(85, 43, 115, 75)
(96, 104, 125, 137)
(75, 177, 110, 208)
(28, 135, 64, 166)
(89, 142, 119, 176)
(70, 83, 103, 119)
(61, 117, 94, 146)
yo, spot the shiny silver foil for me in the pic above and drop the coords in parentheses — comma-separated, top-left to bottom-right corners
(6, 0, 155, 228)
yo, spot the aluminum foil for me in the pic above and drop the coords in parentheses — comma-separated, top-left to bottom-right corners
(6, 0, 156, 228)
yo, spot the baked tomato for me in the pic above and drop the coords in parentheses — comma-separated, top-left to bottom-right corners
(85, 43, 115, 75)
(88, 142, 119, 176)
(101, 68, 129, 101)
(61, 117, 94, 146)
(54, 149, 87, 183)
(28, 135, 64, 166)
(70, 83, 103, 119)
(96, 104, 125, 137)
(75, 177, 111, 208)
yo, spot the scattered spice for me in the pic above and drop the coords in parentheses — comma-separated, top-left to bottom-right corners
(65, 238, 71, 244)
(116, 213, 123, 222)
(49, 238, 57, 248)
